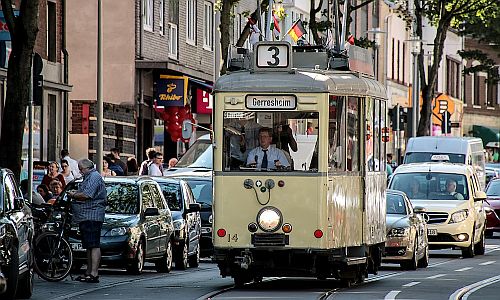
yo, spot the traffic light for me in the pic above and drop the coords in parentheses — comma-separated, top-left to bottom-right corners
(33, 53, 43, 106)
(441, 111, 451, 134)
(390, 105, 406, 131)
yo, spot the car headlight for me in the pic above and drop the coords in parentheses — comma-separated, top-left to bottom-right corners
(208, 214, 213, 224)
(257, 207, 282, 232)
(450, 209, 469, 223)
(388, 227, 410, 237)
(173, 219, 186, 231)
(105, 227, 128, 236)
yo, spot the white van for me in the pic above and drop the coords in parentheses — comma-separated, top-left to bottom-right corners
(404, 136, 486, 190)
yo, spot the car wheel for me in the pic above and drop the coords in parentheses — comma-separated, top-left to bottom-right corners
(462, 229, 475, 258)
(417, 245, 429, 268)
(188, 243, 200, 268)
(175, 242, 188, 270)
(401, 238, 418, 270)
(475, 230, 486, 255)
(16, 267, 34, 299)
(127, 240, 145, 274)
(155, 239, 173, 273)
(4, 245, 19, 300)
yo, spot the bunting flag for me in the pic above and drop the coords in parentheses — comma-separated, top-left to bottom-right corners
(286, 19, 306, 42)
(270, 11, 281, 39)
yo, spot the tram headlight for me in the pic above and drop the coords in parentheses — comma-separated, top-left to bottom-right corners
(257, 207, 282, 232)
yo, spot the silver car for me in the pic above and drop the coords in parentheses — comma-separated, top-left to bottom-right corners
(383, 190, 429, 270)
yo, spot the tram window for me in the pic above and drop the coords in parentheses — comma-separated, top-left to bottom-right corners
(329, 95, 345, 171)
(222, 111, 319, 172)
(380, 101, 387, 171)
(366, 98, 375, 171)
(346, 97, 359, 172)
(373, 100, 381, 172)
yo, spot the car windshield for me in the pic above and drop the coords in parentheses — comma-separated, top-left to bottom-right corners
(486, 181, 500, 197)
(157, 182, 183, 211)
(386, 193, 407, 215)
(175, 139, 212, 168)
(404, 152, 465, 164)
(184, 179, 212, 207)
(105, 183, 139, 214)
(390, 172, 469, 200)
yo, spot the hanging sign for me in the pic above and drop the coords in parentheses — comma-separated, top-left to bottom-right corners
(155, 75, 188, 107)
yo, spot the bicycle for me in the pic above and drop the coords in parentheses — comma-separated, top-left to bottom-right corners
(32, 196, 74, 282)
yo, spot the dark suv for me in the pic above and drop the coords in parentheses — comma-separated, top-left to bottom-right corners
(151, 177, 201, 269)
(0, 168, 34, 299)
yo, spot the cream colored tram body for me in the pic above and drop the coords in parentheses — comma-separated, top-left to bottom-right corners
(213, 42, 388, 286)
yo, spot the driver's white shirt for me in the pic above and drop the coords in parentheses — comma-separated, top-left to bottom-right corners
(246, 146, 290, 169)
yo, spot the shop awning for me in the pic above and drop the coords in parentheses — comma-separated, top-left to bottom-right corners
(472, 125, 500, 146)
(189, 77, 213, 91)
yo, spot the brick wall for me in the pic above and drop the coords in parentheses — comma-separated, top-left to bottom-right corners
(33, 0, 63, 62)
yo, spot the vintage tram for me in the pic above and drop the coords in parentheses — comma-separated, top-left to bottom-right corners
(212, 41, 388, 286)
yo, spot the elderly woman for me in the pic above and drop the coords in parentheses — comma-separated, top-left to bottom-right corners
(42, 161, 66, 189)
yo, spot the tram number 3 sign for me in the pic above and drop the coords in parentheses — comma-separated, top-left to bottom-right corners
(256, 43, 290, 68)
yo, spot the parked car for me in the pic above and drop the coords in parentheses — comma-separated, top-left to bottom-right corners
(0, 168, 34, 299)
(66, 177, 174, 274)
(383, 190, 429, 270)
(484, 178, 500, 237)
(170, 175, 213, 257)
(150, 177, 201, 269)
(389, 162, 487, 258)
(164, 134, 212, 176)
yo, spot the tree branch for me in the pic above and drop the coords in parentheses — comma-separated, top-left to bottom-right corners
(313, 0, 323, 14)
(1, 0, 16, 38)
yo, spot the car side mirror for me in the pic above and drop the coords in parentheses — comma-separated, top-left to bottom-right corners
(474, 191, 487, 202)
(187, 203, 201, 213)
(144, 207, 160, 217)
(413, 206, 426, 214)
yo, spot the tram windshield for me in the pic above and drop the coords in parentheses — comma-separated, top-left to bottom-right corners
(222, 111, 319, 172)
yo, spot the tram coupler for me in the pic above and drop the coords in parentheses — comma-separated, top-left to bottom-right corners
(234, 250, 253, 270)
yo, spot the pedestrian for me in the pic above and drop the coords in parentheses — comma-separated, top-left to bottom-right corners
(127, 157, 139, 175)
(139, 147, 156, 175)
(148, 152, 164, 176)
(60, 159, 75, 183)
(60, 149, 82, 179)
(42, 161, 66, 189)
(168, 157, 178, 169)
(48, 180, 64, 204)
(101, 156, 116, 177)
(110, 148, 128, 175)
(20, 179, 45, 205)
(105, 153, 124, 175)
(36, 184, 53, 202)
(67, 159, 107, 283)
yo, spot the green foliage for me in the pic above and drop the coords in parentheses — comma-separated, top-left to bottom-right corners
(355, 37, 376, 49)
(459, 50, 500, 84)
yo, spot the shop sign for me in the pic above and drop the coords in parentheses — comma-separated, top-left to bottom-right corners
(0, 11, 19, 41)
(155, 75, 188, 107)
(196, 89, 213, 114)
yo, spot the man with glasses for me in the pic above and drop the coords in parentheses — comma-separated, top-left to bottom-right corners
(148, 152, 164, 176)
(246, 127, 290, 170)
(67, 158, 107, 283)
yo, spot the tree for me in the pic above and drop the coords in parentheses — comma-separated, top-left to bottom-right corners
(391, 0, 496, 136)
(0, 0, 40, 179)
(217, 0, 240, 75)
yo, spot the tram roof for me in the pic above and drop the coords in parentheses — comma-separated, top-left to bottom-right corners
(214, 70, 387, 99)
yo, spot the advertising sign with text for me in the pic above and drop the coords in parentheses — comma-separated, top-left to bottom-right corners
(155, 75, 188, 107)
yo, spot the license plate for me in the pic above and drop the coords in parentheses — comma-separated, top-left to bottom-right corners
(427, 229, 438, 236)
(201, 227, 212, 234)
(71, 242, 85, 252)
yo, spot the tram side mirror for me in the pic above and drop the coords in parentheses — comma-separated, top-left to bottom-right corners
(182, 120, 193, 140)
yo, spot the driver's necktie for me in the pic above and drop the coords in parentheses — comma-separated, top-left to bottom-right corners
(261, 149, 268, 169)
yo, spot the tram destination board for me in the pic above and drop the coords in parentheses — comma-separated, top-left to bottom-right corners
(254, 41, 292, 71)
(245, 95, 297, 110)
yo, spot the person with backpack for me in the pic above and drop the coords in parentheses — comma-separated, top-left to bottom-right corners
(139, 148, 156, 175)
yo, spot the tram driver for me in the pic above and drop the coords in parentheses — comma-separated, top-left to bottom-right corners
(246, 127, 290, 170)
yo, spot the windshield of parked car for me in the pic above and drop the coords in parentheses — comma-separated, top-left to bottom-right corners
(157, 182, 183, 211)
(390, 172, 469, 200)
(105, 183, 139, 214)
(184, 179, 212, 207)
(175, 139, 212, 169)
(486, 180, 500, 196)
(386, 193, 407, 215)
(404, 152, 465, 164)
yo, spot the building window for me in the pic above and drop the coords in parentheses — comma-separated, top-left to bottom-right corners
(159, 0, 164, 35)
(391, 38, 395, 80)
(446, 58, 460, 98)
(402, 43, 406, 84)
(169, 0, 179, 24)
(203, 2, 213, 50)
(372, 0, 379, 28)
(143, 0, 153, 31)
(397, 40, 400, 82)
(487, 67, 498, 107)
(169, 23, 178, 59)
(361, 4, 368, 37)
(47, 1, 56, 62)
(186, 0, 196, 44)
(473, 73, 481, 106)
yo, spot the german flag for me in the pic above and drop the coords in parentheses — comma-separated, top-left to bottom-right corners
(287, 20, 306, 42)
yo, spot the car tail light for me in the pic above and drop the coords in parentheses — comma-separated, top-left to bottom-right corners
(217, 228, 226, 237)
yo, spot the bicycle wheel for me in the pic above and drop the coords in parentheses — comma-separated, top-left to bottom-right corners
(33, 232, 73, 282)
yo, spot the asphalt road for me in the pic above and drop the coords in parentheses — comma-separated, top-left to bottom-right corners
(31, 236, 500, 300)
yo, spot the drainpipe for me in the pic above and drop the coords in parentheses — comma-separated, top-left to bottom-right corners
(137, 0, 144, 161)
(62, 0, 69, 150)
